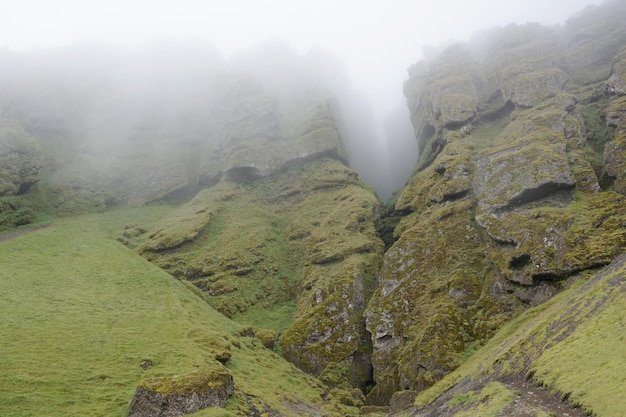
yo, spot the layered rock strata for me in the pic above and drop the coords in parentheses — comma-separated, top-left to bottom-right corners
(365, 1, 626, 404)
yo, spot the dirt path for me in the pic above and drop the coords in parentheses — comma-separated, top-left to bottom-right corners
(497, 378, 587, 417)
(392, 375, 588, 417)
(0, 223, 50, 243)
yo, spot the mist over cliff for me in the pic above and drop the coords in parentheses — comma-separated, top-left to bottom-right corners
(2, 1, 626, 417)
(0, 39, 413, 203)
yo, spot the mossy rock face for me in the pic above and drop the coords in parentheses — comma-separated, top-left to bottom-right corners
(198, 73, 349, 184)
(472, 98, 578, 218)
(604, 96, 626, 194)
(280, 179, 383, 390)
(403, 45, 478, 170)
(501, 68, 568, 108)
(134, 155, 384, 391)
(281, 253, 381, 385)
(365, 200, 496, 404)
(370, 3, 626, 405)
(559, 1, 626, 85)
(128, 366, 234, 416)
(607, 52, 626, 95)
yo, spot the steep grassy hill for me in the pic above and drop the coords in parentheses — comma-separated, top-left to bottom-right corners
(0, 209, 364, 416)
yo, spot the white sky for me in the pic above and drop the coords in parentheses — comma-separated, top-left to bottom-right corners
(0, 0, 605, 143)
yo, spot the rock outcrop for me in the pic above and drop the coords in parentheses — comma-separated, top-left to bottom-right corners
(131, 73, 383, 392)
(0, 43, 221, 216)
(128, 367, 234, 417)
(365, 0, 626, 405)
(198, 73, 349, 184)
(3, 4, 626, 415)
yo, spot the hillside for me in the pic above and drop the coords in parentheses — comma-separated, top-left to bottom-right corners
(1, 1, 626, 416)
(0, 208, 369, 416)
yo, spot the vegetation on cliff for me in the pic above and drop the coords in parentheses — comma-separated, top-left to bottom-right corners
(364, 0, 626, 412)
(1, 2, 626, 417)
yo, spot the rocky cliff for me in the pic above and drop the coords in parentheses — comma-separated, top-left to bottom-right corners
(0, 43, 386, 415)
(129, 72, 384, 394)
(2, 2, 626, 416)
(365, 0, 626, 408)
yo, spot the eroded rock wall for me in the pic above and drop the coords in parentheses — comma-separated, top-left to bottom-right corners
(365, 0, 626, 405)
(131, 73, 384, 392)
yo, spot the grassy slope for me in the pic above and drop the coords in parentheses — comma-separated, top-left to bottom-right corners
(414, 256, 626, 416)
(0, 208, 347, 417)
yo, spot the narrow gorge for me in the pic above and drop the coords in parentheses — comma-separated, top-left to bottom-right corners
(1, 1, 625, 416)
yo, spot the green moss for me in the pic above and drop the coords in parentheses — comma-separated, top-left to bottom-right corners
(395, 140, 472, 213)
(450, 391, 479, 407)
(130, 157, 383, 395)
(502, 68, 567, 107)
(415, 256, 625, 417)
(232, 301, 296, 339)
(530, 283, 626, 416)
(453, 382, 513, 417)
(327, 387, 366, 408)
(140, 367, 232, 396)
(317, 360, 354, 391)
(481, 191, 626, 285)
(0, 195, 37, 230)
(281, 252, 381, 378)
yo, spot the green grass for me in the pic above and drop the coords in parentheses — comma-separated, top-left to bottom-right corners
(530, 289, 626, 416)
(415, 260, 626, 416)
(449, 390, 479, 406)
(0, 207, 350, 416)
(452, 382, 513, 417)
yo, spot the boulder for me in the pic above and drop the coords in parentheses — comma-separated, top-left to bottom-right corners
(128, 367, 234, 417)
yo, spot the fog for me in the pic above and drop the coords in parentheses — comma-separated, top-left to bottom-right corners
(0, 0, 604, 199)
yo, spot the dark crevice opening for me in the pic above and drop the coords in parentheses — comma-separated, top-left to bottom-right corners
(509, 254, 531, 270)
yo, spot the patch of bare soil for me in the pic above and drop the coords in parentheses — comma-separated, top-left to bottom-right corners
(0, 223, 49, 243)
(499, 378, 588, 417)
(389, 375, 588, 417)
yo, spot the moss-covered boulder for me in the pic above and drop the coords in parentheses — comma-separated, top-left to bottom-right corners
(128, 366, 234, 416)
(366, 2, 626, 405)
